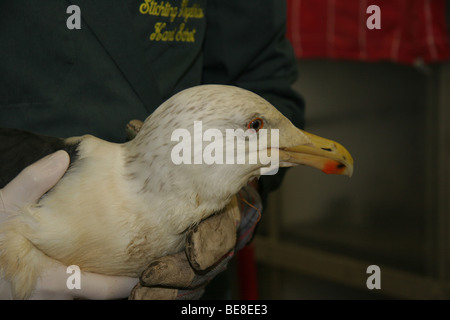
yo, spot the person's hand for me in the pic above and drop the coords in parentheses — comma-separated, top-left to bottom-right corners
(29, 260, 138, 300)
(0, 150, 70, 225)
(0, 151, 139, 299)
(129, 184, 262, 300)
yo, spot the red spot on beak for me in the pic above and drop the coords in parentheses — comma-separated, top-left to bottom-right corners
(322, 160, 346, 175)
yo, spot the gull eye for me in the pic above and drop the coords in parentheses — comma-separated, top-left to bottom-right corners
(248, 118, 264, 132)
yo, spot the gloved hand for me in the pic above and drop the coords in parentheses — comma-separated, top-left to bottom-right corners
(129, 184, 262, 300)
(0, 150, 139, 299)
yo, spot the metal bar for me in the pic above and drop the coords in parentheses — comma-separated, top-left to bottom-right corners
(436, 63, 450, 282)
(254, 235, 450, 299)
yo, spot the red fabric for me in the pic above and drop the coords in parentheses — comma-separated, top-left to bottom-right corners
(237, 243, 259, 300)
(286, 0, 450, 64)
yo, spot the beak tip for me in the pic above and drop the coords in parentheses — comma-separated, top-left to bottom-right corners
(321, 159, 353, 177)
(282, 129, 354, 178)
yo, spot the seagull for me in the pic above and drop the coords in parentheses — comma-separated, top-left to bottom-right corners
(0, 85, 353, 299)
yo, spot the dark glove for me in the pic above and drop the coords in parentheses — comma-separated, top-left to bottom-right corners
(129, 185, 262, 300)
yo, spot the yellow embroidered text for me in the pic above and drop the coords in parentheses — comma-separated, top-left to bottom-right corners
(150, 22, 196, 42)
(178, 0, 204, 22)
(140, 0, 204, 43)
(140, 0, 179, 22)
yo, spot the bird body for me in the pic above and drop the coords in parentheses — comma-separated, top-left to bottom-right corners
(0, 85, 353, 299)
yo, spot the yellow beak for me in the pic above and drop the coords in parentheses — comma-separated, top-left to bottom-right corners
(279, 130, 354, 177)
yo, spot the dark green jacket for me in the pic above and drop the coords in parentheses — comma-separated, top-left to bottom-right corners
(0, 0, 304, 196)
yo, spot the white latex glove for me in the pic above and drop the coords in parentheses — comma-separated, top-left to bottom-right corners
(0, 150, 138, 299)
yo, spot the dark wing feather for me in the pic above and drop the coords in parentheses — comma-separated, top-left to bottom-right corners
(0, 128, 80, 188)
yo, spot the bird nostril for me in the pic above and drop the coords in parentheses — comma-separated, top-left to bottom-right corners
(321, 148, 332, 152)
